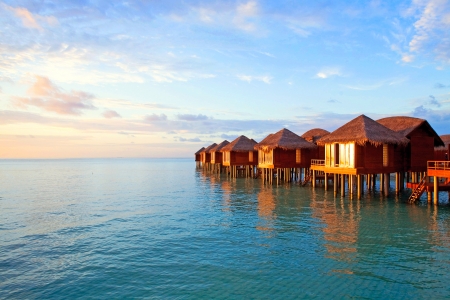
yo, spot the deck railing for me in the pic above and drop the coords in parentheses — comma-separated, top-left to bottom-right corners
(428, 161, 450, 171)
(311, 159, 325, 166)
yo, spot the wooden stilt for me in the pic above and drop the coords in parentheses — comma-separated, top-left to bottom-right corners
(341, 174, 345, 197)
(333, 174, 337, 194)
(434, 176, 439, 205)
(357, 175, 361, 199)
(395, 172, 399, 194)
(312, 170, 316, 188)
(384, 173, 389, 196)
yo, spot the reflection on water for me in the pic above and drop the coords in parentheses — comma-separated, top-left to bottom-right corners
(311, 197, 359, 275)
(256, 188, 276, 232)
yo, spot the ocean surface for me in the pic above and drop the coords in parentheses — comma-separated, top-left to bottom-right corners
(1, 158, 450, 299)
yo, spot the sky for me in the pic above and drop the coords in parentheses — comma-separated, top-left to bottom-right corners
(1, 0, 450, 158)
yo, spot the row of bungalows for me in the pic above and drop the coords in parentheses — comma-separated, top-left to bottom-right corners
(210, 140, 229, 173)
(194, 114, 447, 202)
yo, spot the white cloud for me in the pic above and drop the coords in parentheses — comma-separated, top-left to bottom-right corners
(237, 74, 272, 84)
(315, 68, 342, 79)
(403, 0, 450, 63)
(233, 1, 259, 32)
(5, 4, 58, 30)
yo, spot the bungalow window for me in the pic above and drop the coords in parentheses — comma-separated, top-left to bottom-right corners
(338, 143, 355, 168)
(211, 152, 215, 162)
(258, 150, 273, 165)
(223, 152, 230, 163)
(383, 144, 389, 167)
(296, 149, 301, 163)
(249, 151, 253, 162)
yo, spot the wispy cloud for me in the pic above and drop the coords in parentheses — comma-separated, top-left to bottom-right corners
(177, 114, 209, 121)
(435, 83, 450, 88)
(103, 110, 121, 119)
(144, 114, 168, 122)
(5, 4, 58, 30)
(11, 75, 96, 115)
(403, 0, 450, 63)
(178, 137, 202, 142)
(233, 1, 259, 32)
(237, 74, 272, 84)
(315, 68, 342, 79)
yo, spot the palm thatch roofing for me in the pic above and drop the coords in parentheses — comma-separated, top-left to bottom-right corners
(202, 143, 217, 153)
(255, 128, 317, 152)
(195, 147, 205, 155)
(220, 135, 257, 152)
(377, 116, 444, 147)
(209, 140, 229, 152)
(301, 128, 330, 143)
(435, 134, 450, 150)
(317, 115, 409, 146)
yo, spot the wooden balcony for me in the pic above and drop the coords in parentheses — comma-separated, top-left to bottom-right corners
(427, 161, 450, 178)
(428, 161, 450, 178)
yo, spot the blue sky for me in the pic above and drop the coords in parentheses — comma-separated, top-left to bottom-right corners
(0, 0, 449, 158)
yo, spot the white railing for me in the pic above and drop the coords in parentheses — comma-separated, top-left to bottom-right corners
(428, 161, 450, 171)
(311, 159, 325, 166)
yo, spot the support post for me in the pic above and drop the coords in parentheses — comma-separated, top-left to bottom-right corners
(312, 170, 316, 188)
(384, 173, 389, 196)
(357, 175, 361, 199)
(434, 176, 439, 205)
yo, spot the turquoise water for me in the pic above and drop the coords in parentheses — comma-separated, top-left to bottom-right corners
(1, 158, 450, 299)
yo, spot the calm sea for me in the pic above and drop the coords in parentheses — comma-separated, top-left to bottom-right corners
(1, 158, 450, 299)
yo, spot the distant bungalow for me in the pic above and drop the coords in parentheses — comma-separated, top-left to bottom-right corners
(435, 134, 450, 161)
(209, 140, 229, 173)
(194, 147, 205, 168)
(200, 143, 217, 170)
(312, 115, 408, 198)
(255, 128, 317, 184)
(220, 135, 258, 178)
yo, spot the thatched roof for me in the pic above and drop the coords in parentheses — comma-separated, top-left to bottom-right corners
(255, 128, 317, 152)
(220, 135, 257, 152)
(317, 115, 409, 146)
(301, 128, 330, 143)
(209, 140, 229, 152)
(435, 134, 450, 150)
(377, 116, 444, 147)
(202, 143, 217, 153)
(195, 147, 205, 155)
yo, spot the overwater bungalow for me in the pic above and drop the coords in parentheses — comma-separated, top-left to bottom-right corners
(377, 116, 444, 177)
(301, 128, 330, 185)
(311, 115, 408, 198)
(195, 147, 205, 168)
(255, 128, 317, 184)
(302, 128, 329, 157)
(201, 143, 217, 170)
(435, 134, 450, 161)
(220, 135, 258, 178)
(209, 140, 229, 173)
